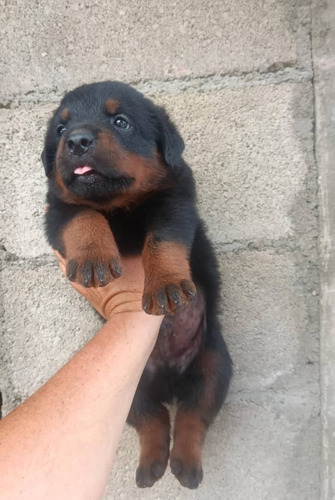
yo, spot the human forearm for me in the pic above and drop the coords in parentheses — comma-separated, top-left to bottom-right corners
(0, 311, 162, 500)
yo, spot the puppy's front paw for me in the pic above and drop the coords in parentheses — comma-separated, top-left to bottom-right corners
(142, 277, 196, 315)
(66, 251, 122, 287)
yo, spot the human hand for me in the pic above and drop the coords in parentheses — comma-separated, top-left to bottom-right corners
(54, 250, 146, 319)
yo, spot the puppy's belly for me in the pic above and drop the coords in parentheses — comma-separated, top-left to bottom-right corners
(146, 288, 205, 374)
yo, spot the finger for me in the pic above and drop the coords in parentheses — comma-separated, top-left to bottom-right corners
(53, 250, 66, 275)
(53, 249, 64, 262)
(69, 280, 90, 295)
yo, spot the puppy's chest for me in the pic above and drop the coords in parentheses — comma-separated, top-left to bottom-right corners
(146, 289, 206, 375)
(107, 209, 148, 254)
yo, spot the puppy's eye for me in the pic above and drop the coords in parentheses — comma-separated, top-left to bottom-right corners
(57, 124, 67, 136)
(113, 115, 130, 130)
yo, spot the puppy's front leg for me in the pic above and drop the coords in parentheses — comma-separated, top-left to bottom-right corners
(142, 201, 197, 315)
(46, 203, 122, 287)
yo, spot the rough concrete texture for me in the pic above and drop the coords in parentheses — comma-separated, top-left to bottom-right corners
(219, 250, 319, 394)
(0, 0, 330, 498)
(1, 0, 311, 102)
(0, 262, 102, 411)
(159, 83, 316, 246)
(312, 1, 335, 498)
(0, 104, 54, 258)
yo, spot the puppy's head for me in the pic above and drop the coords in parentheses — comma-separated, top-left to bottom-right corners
(42, 81, 184, 206)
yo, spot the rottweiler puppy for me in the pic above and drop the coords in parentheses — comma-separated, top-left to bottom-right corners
(42, 81, 232, 489)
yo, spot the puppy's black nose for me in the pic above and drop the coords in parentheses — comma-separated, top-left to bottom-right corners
(67, 131, 94, 156)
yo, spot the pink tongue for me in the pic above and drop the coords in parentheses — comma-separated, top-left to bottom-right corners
(74, 166, 93, 175)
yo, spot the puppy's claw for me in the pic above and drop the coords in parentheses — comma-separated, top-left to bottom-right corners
(65, 254, 122, 288)
(181, 279, 197, 298)
(142, 279, 196, 315)
(66, 260, 78, 281)
(110, 258, 122, 278)
(81, 262, 93, 287)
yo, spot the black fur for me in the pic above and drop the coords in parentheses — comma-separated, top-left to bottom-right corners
(42, 81, 232, 488)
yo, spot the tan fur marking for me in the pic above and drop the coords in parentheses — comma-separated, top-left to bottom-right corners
(142, 238, 191, 285)
(142, 237, 195, 315)
(105, 99, 119, 114)
(53, 135, 79, 202)
(170, 410, 205, 488)
(62, 210, 118, 259)
(136, 411, 170, 463)
(173, 411, 206, 458)
(142, 234, 196, 314)
(60, 108, 69, 121)
(96, 131, 167, 209)
(61, 210, 121, 287)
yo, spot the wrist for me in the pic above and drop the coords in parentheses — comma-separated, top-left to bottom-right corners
(100, 310, 163, 349)
(102, 291, 144, 318)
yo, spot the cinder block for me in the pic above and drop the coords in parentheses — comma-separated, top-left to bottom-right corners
(105, 397, 319, 499)
(218, 249, 319, 394)
(0, 104, 55, 258)
(1, 0, 309, 100)
(0, 83, 316, 257)
(0, 262, 103, 414)
(156, 82, 316, 245)
(313, 0, 335, 496)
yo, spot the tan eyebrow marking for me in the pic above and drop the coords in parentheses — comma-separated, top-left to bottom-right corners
(105, 99, 119, 114)
(60, 108, 69, 121)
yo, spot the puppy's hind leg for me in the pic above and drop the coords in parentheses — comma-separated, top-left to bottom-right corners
(128, 402, 170, 488)
(171, 334, 232, 489)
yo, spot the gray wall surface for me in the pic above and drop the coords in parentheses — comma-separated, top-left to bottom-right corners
(1, 1, 333, 498)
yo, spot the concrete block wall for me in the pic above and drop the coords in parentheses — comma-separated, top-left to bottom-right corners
(1, 1, 329, 498)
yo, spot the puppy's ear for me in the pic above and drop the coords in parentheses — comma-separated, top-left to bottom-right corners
(156, 106, 184, 168)
(41, 138, 55, 178)
(41, 149, 51, 178)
